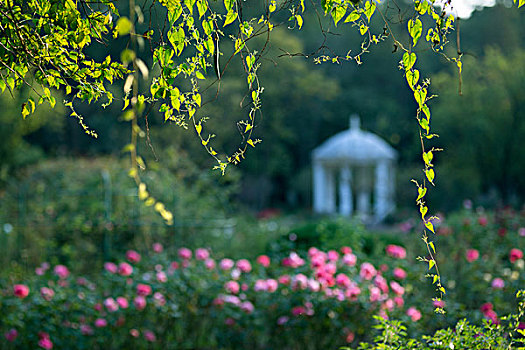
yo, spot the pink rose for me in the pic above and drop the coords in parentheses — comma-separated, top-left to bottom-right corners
(394, 296, 404, 307)
(219, 258, 234, 270)
(137, 283, 152, 296)
(266, 279, 278, 292)
(374, 275, 389, 294)
(340, 246, 352, 255)
(277, 316, 289, 325)
(342, 253, 357, 266)
(80, 324, 94, 335)
(466, 249, 479, 262)
(204, 258, 216, 270)
(390, 281, 405, 295)
(292, 305, 306, 316)
(292, 274, 308, 290)
(369, 286, 382, 302)
(178, 247, 192, 260)
(491, 278, 505, 289)
(385, 245, 407, 259)
(134, 295, 147, 310)
(335, 273, 351, 288)
(256, 255, 271, 267)
(126, 250, 141, 263)
(156, 271, 168, 283)
(359, 262, 377, 280)
(13, 284, 29, 298)
(104, 262, 118, 274)
(484, 309, 499, 324)
(118, 262, 133, 276)
(38, 337, 53, 349)
(224, 280, 240, 294)
(407, 307, 421, 321)
(433, 299, 445, 308)
(254, 279, 268, 292)
(278, 275, 291, 285)
(510, 248, 523, 263)
(327, 250, 339, 262)
(345, 285, 361, 300)
(40, 287, 54, 301)
(153, 292, 166, 307)
(478, 216, 488, 226)
(116, 297, 129, 309)
(54, 265, 69, 279)
(152, 243, 163, 253)
(195, 248, 210, 260)
(104, 297, 119, 312)
(393, 267, 407, 279)
(94, 318, 107, 328)
(345, 331, 355, 343)
(241, 301, 254, 313)
(480, 302, 493, 314)
(236, 259, 252, 273)
(144, 330, 156, 342)
(130, 329, 140, 337)
(4, 328, 18, 342)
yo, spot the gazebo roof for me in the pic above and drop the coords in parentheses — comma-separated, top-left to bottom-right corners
(313, 116, 397, 163)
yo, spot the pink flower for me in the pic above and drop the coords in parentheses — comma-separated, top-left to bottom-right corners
(407, 307, 421, 322)
(225, 280, 240, 294)
(510, 248, 523, 263)
(126, 250, 141, 263)
(342, 253, 357, 266)
(519, 227, 525, 237)
(308, 278, 321, 292)
(104, 297, 119, 312)
(178, 247, 192, 260)
(374, 275, 389, 294)
(256, 255, 271, 267)
(480, 302, 493, 314)
(40, 287, 54, 301)
(219, 258, 234, 270)
(359, 262, 377, 281)
(328, 250, 339, 261)
(335, 273, 351, 288)
(478, 216, 488, 226)
(38, 337, 53, 349)
(104, 262, 118, 274)
(292, 306, 306, 316)
(35, 267, 45, 275)
(383, 298, 395, 311)
(153, 292, 166, 306)
(369, 286, 382, 302)
(13, 284, 29, 298)
(394, 296, 404, 307)
(236, 259, 252, 273)
(278, 275, 291, 285)
(94, 318, 107, 328)
(116, 297, 129, 309)
(225, 318, 235, 326)
(345, 331, 355, 343)
(144, 330, 156, 342)
(137, 283, 152, 296)
(118, 262, 133, 276)
(195, 248, 210, 260)
(393, 267, 407, 279)
(277, 316, 289, 325)
(156, 271, 167, 283)
(390, 281, 405, 295)
(254, 279, 268, 292)
(134, 295, 147, 310)
(324, 262, 337, 275)
(433, 299, 445, 308)
(466, 249, 480, 262)
(345, 285, 361, 300)
(4, 328, 18, 342)
(385, 245, 407, 259)
(292, 274, 308, 290)
(341, 246, 352, 255)
(152, 243, 163, 253)
(54, 265, 69, 279)
(266, 279, 278, 292)
(283, 252, 305, 268)
(130, 329, 140, 337)
(204, 258, 216, 270)
(241, 301, 255, 313)
(484, 309, 499, 324)
(491, 278, 505, 289)
(80, 324, 94, 335)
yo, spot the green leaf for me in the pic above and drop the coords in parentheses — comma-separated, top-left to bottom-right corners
(246, 55, 255, 71)
(519, 0, 524, 8)
(115, 17, 133, 36)
(269, 0, 276, 12)
(406, 69, 419, 90)
(402, 52, 416, 71)
(197, 0, 208, 18)
(432, 275, 439, 284)
(21, 103, 30, 119)
(416, 187, 427, 202)
(193, 93, 202, 107)
(423, 151, 433, 165)
(224, 0, 234, 11)
(425, 220, 435, 233)
(420, 205, 428, 218)
(408, 18, 423, 46)
(344, 11, 360, 23)
(425, 168, 435, 184)
(196, 71, 205, 80)
(414, 87, 427, 107)
(428, 259, 435, 271)
(359, 24, 368, 35)
(429, 241, 436, 254)
(332, 5, 346, 26)
(296, 15, 303, 29)
(224, 10, 238, 26)
(363, 1, 376, 22)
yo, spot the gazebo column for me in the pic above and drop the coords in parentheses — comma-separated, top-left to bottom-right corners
(374, 160, 389, 221)
(313, 161, 326, 213)
(339, 166, 352, 216)
(356, 167, 370, 217)
(325, 167, 336, 213)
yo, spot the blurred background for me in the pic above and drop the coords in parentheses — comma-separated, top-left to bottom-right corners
(0, 1, 524, 271)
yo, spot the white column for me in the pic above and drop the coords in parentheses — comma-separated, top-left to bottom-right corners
(339, 166, 352, 216)
(313, 161, 326, 213)
(356, 167, 370, 218)
(374, 160, 389, 222)
(325, 167, 336, 213)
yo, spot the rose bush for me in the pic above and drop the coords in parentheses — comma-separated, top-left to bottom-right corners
(1, 244, 417, 349)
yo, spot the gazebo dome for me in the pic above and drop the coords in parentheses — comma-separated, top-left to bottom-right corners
(313, 117, 396, 163)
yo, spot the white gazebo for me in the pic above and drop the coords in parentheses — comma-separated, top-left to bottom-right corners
(312, 115, 397, 223)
